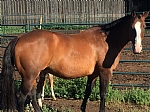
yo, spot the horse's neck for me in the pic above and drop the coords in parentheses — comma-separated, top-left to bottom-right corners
(102, 16, 131, 68)
(106, 29, 129, 52)
(103, 31, 129, 68)
(106, 17, 130, 50)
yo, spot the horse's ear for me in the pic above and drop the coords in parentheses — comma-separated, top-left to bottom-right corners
(143, 11, 149, 18)
(131, 10, 136, 17)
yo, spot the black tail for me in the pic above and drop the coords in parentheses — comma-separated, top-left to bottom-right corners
(1, 37, 19, 111)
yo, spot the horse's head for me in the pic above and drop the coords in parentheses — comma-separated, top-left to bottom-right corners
(129, 10, 149, 54)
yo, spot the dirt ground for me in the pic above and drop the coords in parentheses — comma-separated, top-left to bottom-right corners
(42, 98, 150, 112)
(0, 36, 150, 112)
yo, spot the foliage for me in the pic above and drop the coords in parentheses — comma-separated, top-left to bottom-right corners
(42, 105, 58, 112)
(0, 26, 26, 35)
(42, 23, 89, 30)
(14, 80, 21, 91)
(45, 77, 86, 99)
(124, 87, 150, 105)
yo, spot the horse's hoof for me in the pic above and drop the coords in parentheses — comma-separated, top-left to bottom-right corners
(53, 98, 56, 101)
(80, 106, 85, 112)
(41, 97, 44, 100)
(52, 97, 56, 101)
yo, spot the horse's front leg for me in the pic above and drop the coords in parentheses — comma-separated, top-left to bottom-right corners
(48, 73, 56, 100)
(99, 68, 112, 112)
(80, 72, 98, 112)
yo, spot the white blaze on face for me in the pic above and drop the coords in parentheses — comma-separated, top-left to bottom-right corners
(134, 21, 142, 53)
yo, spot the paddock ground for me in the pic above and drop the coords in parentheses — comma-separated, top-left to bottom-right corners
(42, 98, 150, 112)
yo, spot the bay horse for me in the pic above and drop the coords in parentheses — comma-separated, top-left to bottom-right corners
(1, 11, 149, 112)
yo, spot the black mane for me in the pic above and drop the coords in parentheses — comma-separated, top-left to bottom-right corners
(99, 15, 131, 32)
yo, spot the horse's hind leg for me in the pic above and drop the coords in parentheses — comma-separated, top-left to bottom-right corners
(16, 74, 41, 112)
(16, 89, 26, 112)
(28, 80, 42, 112)
(99, 68, 112, 112)
(16, 79, 33, 112)
(80, 72, 98, 112)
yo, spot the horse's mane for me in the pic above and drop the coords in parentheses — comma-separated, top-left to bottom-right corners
(99, 15, 131, 32)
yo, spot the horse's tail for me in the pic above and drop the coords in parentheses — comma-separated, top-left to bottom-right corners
(1, 37, 19, 111)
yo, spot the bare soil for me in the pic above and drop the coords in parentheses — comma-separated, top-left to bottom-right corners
(43, 98, 150, 112)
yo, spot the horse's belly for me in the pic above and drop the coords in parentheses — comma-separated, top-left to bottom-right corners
(50, 59, 96, 79)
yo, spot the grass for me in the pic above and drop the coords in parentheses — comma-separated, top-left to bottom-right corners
(41, 23, 89, 30)
(0, 26, 26, 35)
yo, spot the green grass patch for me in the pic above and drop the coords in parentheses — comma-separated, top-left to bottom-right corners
(42, 23, 89, 30)
(0, 26, 26, 35)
